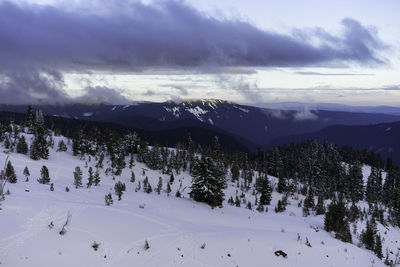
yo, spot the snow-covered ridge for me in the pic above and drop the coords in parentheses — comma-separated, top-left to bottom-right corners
(0, 131, 395, 267)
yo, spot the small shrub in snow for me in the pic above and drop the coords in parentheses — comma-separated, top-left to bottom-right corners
(50, 183, 54, 191)
(105, 193, 113, 206)
(92, 242, 100, 251)
(144, 240, 150, 250)
(201, 243, 206, 249)
(65, 186, 70, 192)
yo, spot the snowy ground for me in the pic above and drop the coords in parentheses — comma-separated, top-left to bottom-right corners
(0, 135, 395, 266)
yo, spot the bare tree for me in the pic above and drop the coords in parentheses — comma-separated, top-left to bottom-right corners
(59, 212, 72, 235)
(0, 156, 10, 201)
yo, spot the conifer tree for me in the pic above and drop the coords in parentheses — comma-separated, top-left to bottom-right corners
(87, 167, 93, 188)
(73, 166, 83, 188)
(114, 181, 126, 200)
(304, 187, 315, 210)
(16, 135, 28, 154)
(156, 177, 162, 195)
(189, 156, 225, 208)
(324, 197, 352, 243)
(57, 140, 68, 152)
(347, 163, 364, 202)
(38, 165, 50, 184)
(94, 168, 100, 186)
(169, 173, 175, 184)
(130, 171, 135, 183)
(374, 234, 383, 259)
(105, 193, 113, 206)
(315, 195, 325, 215)
(256, 175, 272, 206)
(23, 166, 30, 182)
(361, 218, 377, 250)
(30, 126, 49, 160)
(6, 161, 17, 183)
(166, 183, 171, 196)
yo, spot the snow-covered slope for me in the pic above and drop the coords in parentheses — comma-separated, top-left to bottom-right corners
(0, 135, 395, 267)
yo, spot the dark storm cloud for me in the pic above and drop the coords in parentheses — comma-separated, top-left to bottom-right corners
(0, 0, 388, 104)
(74, 86, 131, 104)
(0, 0, 387, 71)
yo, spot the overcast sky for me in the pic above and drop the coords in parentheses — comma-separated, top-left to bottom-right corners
(1, 0, 399, 106)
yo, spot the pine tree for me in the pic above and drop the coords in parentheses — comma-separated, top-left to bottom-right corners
(374, 234, 383, 259)
(347, 163, 364, 202)
(324, 197, 352, 243)
(94, 168, 100, 186)
(256, 175, 272, 206)
(169, 173, 175, 184)
(6, 161, 17, 183)
(156, 177, 162, 195)
(105, 193, 113, 206)
(38, 165, 50, 184)
(114, 181, 126, 200)
(361, 218, 377, 250)
(315, 195, 325, 215)
(87, 167, 94, 188)
(235, 195, 241, 207)
(277, 176, 286, 193)
(16, 135, 28, 154)
(23, 166, 30, 182)
(57, 140, 68, 152)
(304, 187, 315, 210)
(166, 182, 171, 196)
(73, 166, 83, 189)
(30, 126, 49, 160)
(130, 171, 135, 183)
(189, 156, 225, 208)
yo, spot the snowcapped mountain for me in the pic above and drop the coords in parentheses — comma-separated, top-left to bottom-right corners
(2, 99, 400, 146)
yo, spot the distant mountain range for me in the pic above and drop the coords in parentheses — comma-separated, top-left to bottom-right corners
(1, 99, 400, 161)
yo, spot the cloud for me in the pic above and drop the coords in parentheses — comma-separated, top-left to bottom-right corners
(293, 109, 318, 121)
(216, 75, 262, 103)
(0, 69, 68, 104)
(0, 0, 388, 104)
(74, 86, 131, 104)
(295, 71, 374, 76)
(0, 1, 387, 72)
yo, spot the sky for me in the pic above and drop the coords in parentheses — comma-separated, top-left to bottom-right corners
(0, 0, 399, 106)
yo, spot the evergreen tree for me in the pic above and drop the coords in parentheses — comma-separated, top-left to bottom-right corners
(57, 140, 68, 152)
(105, 193, 113, 206)
(169, 173, 175, 184)
(347, 163, 364, 202)
(166, 182, 171, 196)
(94, 168, 101, 186)
(87, 167, 94, 188)
(256, 175, 272, 206)
(374, 234, 383, 259)
(304, 187, 315, 210)
(130, 171, 135, 183)
(366, 167, 382, 204)
(38, 165, 50, 184)
(16, 135, 28, 154)
(324, 197, 352, 243)
(30, 126, 49, 160)
(23, 166, 30, 182)
(277, 176, 286, 193)
(361, 218, 377, 250)
(6, 161, 17, 183)
(315, 195, 325, 215)
(114, 181, 126, 200)
(230, 164, 240, 182)
(73, 166, 83, 188)
(189, 156, 226, 208)
(156, 177, 162, 195)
